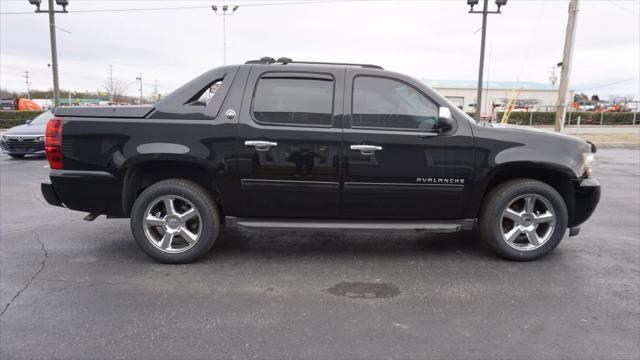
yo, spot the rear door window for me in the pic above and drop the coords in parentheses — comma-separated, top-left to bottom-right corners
(252, 75, 334, 127)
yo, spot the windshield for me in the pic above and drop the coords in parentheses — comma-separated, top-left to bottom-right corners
(29, 111, 53, 125)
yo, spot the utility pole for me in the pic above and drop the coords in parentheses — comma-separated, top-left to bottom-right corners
(22, 71, 32, 99)
(467, 0, 508, 122)
(109, 64, 114, 102)
(212, 5, 239, 65)
(136, 73, 143, 104)
(29, 0, 68, 108)
(153, 80, 159, 102)
(554, 0, 579, 133)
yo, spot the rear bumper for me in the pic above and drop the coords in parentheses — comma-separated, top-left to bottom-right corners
(569, 178, 601, 227)
(41, 182, 64, 207)
(41, 170, 125, 216)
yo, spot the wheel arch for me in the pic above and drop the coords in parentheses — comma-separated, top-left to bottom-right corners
(121, 159, 223, 217)
(472, 162, 576, 224)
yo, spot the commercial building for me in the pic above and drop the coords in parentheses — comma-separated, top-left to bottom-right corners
(425, 80, 572, 117)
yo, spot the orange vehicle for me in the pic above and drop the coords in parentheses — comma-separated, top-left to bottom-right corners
(16, 98, 42, 111)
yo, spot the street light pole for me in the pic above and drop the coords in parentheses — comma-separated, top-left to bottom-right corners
(223, 12, 227, 65)
(29, 0, 68, 108)
(468, 0, 507, 122)
(212, 5, 239, 65)
(476, 0, 488, 122)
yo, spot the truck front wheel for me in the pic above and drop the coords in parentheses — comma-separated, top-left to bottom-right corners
(479, 179, 568, 261)
(130, 179, 220, 263)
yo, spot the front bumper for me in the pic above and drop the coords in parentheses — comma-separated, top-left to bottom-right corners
(569, 178, 601, 227)
(1, 138, 45, 155)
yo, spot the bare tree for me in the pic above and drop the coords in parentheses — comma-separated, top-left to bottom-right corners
(0, 88, 21, 99)
(103, 79, 129, 103)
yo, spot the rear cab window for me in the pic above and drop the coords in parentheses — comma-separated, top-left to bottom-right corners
(188, 79, 224, 106)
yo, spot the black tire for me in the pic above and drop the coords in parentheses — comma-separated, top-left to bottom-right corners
(479, 179, 568, 261)
(130, 179, 220, 264)
(9, 154, 25, 158)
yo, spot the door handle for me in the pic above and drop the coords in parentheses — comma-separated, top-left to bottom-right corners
(350, 144, 382, 156)
(245, 140, 278, 152)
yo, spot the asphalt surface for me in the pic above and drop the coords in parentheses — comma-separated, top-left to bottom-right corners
(548, 125, 640, 135)
(560, 126, 640, 134)
(1, 148, 639, 359)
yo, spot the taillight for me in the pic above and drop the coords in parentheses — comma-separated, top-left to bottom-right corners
(45, 118, 63, 169)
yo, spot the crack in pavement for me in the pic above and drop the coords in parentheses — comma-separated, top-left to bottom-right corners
(0, 230, 48, 318)
(1, 218, 86, 236)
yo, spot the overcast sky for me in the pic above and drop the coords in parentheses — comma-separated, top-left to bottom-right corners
(1, 0, 638, 98)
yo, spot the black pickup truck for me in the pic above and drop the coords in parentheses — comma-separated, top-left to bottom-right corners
(41, 58, 600, 263)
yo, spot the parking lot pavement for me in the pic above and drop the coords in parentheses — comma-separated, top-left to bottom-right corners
(561, 126, 640, 134)
(1, 148, 638, 360)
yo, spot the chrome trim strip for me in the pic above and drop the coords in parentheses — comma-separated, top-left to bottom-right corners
(344, 181, 464, 188)
(241, 179, 340, 190)
(3, 135, 43, 138)
(245, 140, 278, 147)
(242, 179, 339, 185)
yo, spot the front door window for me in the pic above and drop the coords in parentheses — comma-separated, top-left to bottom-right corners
(352, 76, 439, 132)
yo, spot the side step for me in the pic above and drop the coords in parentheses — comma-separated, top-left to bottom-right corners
(225, 217, 475, 233)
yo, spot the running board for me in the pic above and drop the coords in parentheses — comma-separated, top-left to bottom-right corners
(225, 217, 475, 233)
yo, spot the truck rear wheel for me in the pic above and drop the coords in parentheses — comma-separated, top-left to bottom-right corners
(130, 179, 220, 263)
(479, 179, 568, 261)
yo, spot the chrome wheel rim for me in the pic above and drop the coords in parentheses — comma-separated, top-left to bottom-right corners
(501, 194, 556, 251)
(143, 195, 202, 254)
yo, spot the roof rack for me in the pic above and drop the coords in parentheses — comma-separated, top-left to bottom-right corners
(245, 57, 383, 70)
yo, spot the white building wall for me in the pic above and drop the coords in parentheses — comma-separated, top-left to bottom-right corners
(432, 87, 569, 115)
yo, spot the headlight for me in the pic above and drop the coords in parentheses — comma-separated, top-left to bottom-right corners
(37, 136, 45, 142)
(583, 152, 595, 177)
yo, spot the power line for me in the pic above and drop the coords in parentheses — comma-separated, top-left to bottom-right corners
(1, 0, 415, 15)
(574, 77, 639, 92)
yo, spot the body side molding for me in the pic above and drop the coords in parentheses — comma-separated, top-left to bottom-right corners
(225, 217, 476, 232)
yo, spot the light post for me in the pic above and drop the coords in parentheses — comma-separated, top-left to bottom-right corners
(135, 73, 143, 104)
(211, 5, 239, 65)
(28, 0, 68, 108)
(467, 0, 507, 122)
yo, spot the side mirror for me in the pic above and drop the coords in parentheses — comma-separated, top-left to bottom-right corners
(438, 107, 454, 132)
